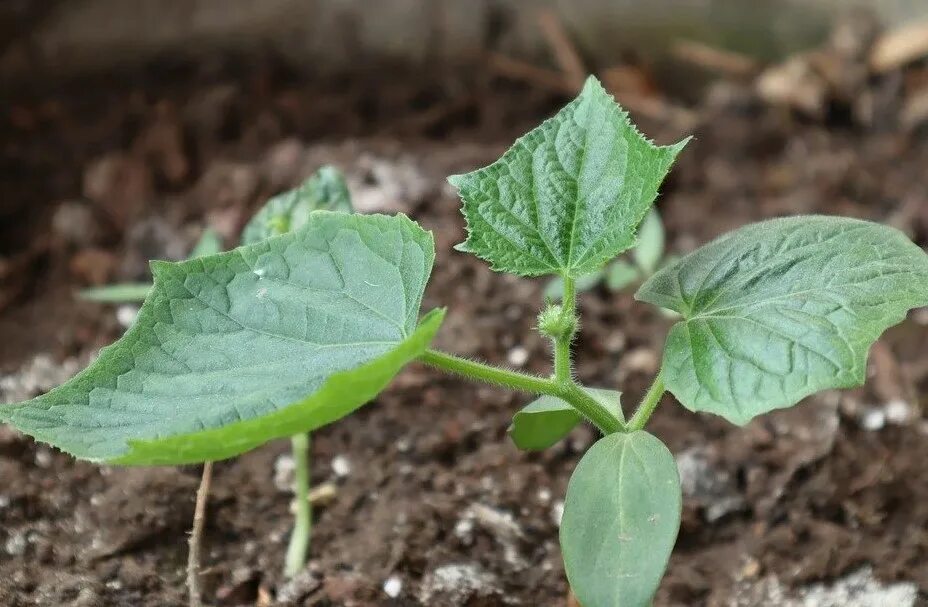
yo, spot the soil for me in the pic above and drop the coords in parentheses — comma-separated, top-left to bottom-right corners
(3, 29, 928, 607)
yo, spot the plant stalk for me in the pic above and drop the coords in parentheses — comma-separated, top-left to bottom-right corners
(188, 461, 213, 607)
(553, 276, 575, 382)
(419, 349, 621, 434)
(284, 432, 312, 578)
(627, 370, 666, 431)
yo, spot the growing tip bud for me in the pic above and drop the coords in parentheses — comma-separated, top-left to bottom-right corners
(537, 304, 577, 340)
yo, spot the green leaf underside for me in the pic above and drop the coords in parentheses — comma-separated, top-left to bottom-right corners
(1, 212, 439, 464)
(636, 215, 928, 425)
(509, 388, 621, 451)
(561, 431, 681, 607)
(241, 166, 353, 246)
(605, 259, 640, 292)
(189, 228, 224, 258)
(451, 76, 687, 278)
(632, 208, 664, 275)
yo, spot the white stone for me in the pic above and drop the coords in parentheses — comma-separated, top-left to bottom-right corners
(331, 455, 352, 478)
(383, 575, 403, 598)
(506, 346, 529, 367)
(116, 305, 139, 328)
(551, 501, 565, 527)
(884, 400, 912, 425)
(860, 408, 886, 431)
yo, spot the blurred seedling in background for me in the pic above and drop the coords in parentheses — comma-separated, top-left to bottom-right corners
(545, 206, 674, 301)
(5, 78, 928, 607)
(76, 166, 353, 598)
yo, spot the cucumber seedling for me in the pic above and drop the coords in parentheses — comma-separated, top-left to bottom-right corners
(4, 77, 928, 607)
(78, 166, 355, 592)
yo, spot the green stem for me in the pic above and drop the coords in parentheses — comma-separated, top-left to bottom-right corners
(627, 370, 666, 431)
(419, 349, 622, 434)
(553, 276, 575, 382)
(419, 349, 556, 395)
(284, 433, 311, 578)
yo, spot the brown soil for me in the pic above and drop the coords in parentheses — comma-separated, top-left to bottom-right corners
(3, 37, 928, 607)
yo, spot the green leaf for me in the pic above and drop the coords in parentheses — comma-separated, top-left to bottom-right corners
(2, 212, 440, 465)
(241, 166, 353, 246)
(189, 228, 223, 258)
(561, 431, 681, 607)
(636, 216, 928, 425)
(451, 76, 687, 278)
(78, 283, 153, 303)
(605, 259, 641, 292)
(632, 208, 665, 275)
(509, 388, 621, 451)
(544, 270, 604, 301)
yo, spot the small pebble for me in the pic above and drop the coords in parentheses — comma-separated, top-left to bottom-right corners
(861, 408, 886, 431)
(507, 346, 529, 367)
(383, 575, 403, 598)
(116, 305, 140, 328)
(885, 400, 912, 425)
(454, 518, 475, 544)
(5, 532, 27, 556)
(551, 501, 565, 527)
(34, 448, 53, 468)
(273, 454, 296, 492)
(331, 455, 352, 478)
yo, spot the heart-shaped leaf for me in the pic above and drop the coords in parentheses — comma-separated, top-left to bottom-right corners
(561, 431, 681, 607)
(451, 76, 687, 278)
(2, 212, 440, 465)
(509, 388, 621, 451)
(636, 215, 928, 424)
(241, 166, 353, 245)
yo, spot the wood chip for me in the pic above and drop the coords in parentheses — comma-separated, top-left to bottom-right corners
(536, 9, 587, 90)
(870, 20, 928, 73)
(672, 39, 759, 78)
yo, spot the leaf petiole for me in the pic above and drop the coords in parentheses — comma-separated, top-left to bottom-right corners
(418, 349, 623, 434)
(627, 370, 666, 431)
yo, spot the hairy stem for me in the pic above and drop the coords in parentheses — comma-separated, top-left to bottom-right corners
(627, 370, 666, 431)
(553, 276, 575, 382)
(188, 461, 213, 607)
(419, 349, 621, 434)
(419, 349, 557, 395)
(284, 432, 312, 578)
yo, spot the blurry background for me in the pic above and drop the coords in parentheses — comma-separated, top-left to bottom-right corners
(3, 2, 928, 606)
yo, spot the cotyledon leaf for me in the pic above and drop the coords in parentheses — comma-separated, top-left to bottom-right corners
(451, 76, 687, 278)
(636, 215, 928, 425)
(0, 212, 441, 465)
(561, 431, 681, 607)
(508, 388, 621, 451)
(241, 165, 353, 246)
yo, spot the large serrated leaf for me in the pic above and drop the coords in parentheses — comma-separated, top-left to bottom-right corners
(561, 431, 681, 607)
(509, 388, 621, 451)
(1, 212, 440, 465)
(636, 215, 928, 425)
(241, 166, 353, 246)
(451, 76, 687, 278)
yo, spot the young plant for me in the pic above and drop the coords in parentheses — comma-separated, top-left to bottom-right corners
(78, 228, 223, 303)
(544, 207, 672, 300)
(75, 166, 355, 586)
(3, 77, 928, 607)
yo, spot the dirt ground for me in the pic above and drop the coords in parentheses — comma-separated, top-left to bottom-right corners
(3, 20, 928, 606)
